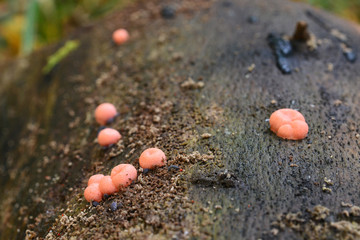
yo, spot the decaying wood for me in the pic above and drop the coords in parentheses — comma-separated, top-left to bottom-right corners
(292, 21, 311, 41)
(1, 0, 360, 239)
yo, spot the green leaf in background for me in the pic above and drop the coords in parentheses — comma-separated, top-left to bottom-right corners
(1, 0, 129, 57)
(21, 0, 38, 55)
(42, 40, 80, 74)
(89, 0, 130, 18)
(307, 0, 360, 22)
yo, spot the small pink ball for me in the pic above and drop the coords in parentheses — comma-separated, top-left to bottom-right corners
(111, 164, 137, 189)
(99, 176, 118, 195)
(87, 174, 104, 186)
(139, 148, 166, 169)
(84, 183, 102, 202)
(98, 128, 121, 147)
(112, 29, 129, 45)
(95, 103, 117, 125)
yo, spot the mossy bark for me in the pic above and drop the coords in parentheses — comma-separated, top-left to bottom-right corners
(1, 0, 360, 239)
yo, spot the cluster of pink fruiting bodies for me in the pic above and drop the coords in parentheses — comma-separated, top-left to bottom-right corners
(84, 103, 167, 203)
(269, 109, 308, 140)
(84, 164, 137, 202)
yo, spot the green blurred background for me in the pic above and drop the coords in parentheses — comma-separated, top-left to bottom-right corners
(0, 0, 130, 59)
(0, 0, 359, 60)
(306, 0, 360, 23)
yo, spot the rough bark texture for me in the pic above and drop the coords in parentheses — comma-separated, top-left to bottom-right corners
(1, 0, 360, 239)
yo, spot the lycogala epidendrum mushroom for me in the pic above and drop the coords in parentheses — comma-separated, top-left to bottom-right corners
(84, 183, 102, 202)
(110, 164, 138, 189)
(95, 103, 118, 125)
(269, 108, 308, 140)
(97, 128, 121, 147)
(112, 29, 129, 45)
(99, 176, 118, 195)
(139, 148, 167, 169)
(87, 174, 104, 186)
(84, 164, 138, 202)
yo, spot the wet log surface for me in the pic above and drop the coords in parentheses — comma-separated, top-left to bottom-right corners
(1, 0, 360, 239)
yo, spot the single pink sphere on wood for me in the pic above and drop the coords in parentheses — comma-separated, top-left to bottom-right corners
(98, 128, 121, 146)
(99, 176, 118, 195)
(87, 174, 104, 186)
(112, 29, 129, 45)
(95, 103, 117, 125)
(139, 148, 166, 169)
(111, 164, 137, 189)
(84, 183, 102, 202)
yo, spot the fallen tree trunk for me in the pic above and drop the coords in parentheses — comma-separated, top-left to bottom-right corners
(1, 0, 360, 239)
